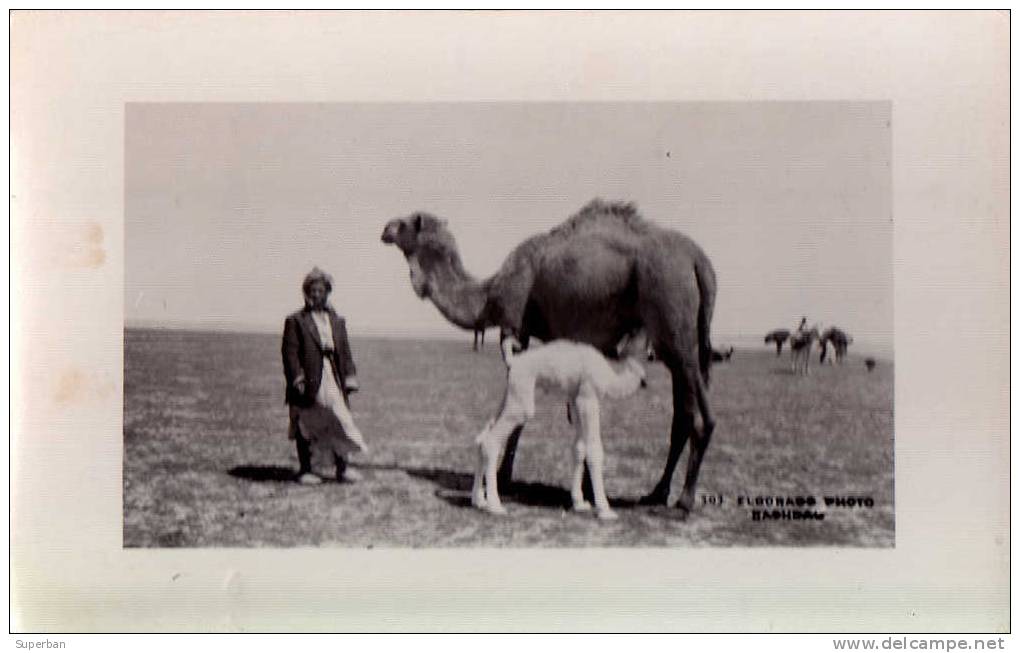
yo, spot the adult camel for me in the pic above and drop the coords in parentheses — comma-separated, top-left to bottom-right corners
(820, 327, 853, 364)
(764, 329, 791, 356)
(381, 199, 716, 512)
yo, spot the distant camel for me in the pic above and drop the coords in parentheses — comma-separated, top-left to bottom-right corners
(473, 328, 486, 351)
(764, 329, 791, 356)
(711, 346, 734, 362)
(383, 199, 716, 512)
(790, 326, 820, 375)
(473, 330, 648, 520)
(865, 358, 876, 372)
(819, 327, 853, 364)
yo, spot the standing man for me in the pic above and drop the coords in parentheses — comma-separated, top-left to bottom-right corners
(282, 267, 366, 484)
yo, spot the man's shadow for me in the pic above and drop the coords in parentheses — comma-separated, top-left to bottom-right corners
(228, 465, 299, 482)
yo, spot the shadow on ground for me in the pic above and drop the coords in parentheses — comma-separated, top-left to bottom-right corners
(402, 464, 672, 514)
(228, 465, 297, 482)
(228, 460, 689, 521)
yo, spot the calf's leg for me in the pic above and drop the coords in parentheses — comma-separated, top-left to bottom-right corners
(576, 392, 616, 521)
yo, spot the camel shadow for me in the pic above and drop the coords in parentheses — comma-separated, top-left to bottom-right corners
(404, 466, 573, 509)
(227, 462, 680, 516)
(404, 466, 473, 492)
(228, 465, 298, 483)
(403, 465, 662, 513)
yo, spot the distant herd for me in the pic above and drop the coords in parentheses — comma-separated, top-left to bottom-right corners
(763, 320, 874, 375)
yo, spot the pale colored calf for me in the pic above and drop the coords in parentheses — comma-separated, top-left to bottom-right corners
(472, 331, 648, 520)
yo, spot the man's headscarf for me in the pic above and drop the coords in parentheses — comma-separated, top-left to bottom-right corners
(302, 267, 333, 294)
(302, 267, 334, 310)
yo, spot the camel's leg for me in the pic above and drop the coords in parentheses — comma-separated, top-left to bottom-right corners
(577, 391, 616, 521)
(569, 398, 592, 512)
(497, 424, 524, 492)
(480, 415, 522, 515)
(581, 464, 595, 504)
(639, 364, 697, 506)
(694, 369, 716, 442)
(497, 365, 535, 493)
(565, 401, 597, 503)
(471, 440, 487, 509)
(636, 268, 708, 509)
(676, 367, 714, 513)
(482, 435, 508, 515)
(472, 418, 495, 509)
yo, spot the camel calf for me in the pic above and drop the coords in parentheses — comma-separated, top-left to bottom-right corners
(472, 331, 649, 520)
(711, 346, 734, 362)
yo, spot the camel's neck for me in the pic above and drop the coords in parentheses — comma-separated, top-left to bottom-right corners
(416, 249, 489, 330)
(600, 358, 645, 399)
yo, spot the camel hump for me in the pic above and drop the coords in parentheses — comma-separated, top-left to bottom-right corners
(550, 199, 649, 236)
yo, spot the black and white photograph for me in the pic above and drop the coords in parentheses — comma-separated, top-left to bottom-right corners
(11, 10, 1007, 634)
(124, 102, 894, 548)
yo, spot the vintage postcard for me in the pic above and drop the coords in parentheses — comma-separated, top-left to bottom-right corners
(123, 101, 893, 548)
(10, 10, 1009, 633)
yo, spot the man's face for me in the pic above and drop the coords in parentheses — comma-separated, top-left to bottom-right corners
(307, 281, 329, 309)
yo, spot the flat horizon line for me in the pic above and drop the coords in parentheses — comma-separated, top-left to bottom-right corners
(124, 323, 894, 362)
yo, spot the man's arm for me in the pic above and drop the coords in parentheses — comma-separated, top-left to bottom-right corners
(335, 318, 359, 392)
(282, 317, 305, 391)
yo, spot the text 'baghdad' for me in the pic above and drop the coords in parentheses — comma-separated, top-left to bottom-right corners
(699, 494, 876, 521)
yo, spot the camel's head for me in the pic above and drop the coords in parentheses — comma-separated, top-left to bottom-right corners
(380, 212, 449, 255)
(381, 211, 455, 299)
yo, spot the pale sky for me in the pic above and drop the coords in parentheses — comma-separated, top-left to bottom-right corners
(125, 102, 892, 354)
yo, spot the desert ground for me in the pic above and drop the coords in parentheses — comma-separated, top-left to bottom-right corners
(124, 329, 894, 547)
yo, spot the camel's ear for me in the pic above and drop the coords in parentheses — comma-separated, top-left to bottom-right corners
(413, 214, 424, 232)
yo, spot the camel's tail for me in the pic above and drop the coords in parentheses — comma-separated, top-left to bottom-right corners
(694, 259, 716, 388)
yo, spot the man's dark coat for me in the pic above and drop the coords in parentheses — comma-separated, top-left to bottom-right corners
(282, 308, 357, 407)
